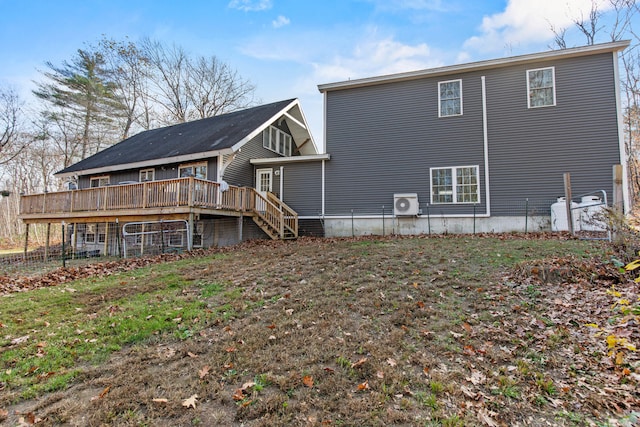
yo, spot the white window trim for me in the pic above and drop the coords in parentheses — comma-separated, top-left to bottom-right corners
(430, 165, 480, 204)
(263, 125, 293, 156)
(179, 162, 207, 179)
(527, 66, 556, 108)
(438, 79, 463, 117)
(139, 168, 155, 182)
(90, 176, 110, 188)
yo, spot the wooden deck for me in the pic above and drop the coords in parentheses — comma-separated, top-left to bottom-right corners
(19, 177, 298, 239)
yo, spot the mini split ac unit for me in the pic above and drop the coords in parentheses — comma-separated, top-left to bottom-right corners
(394, 193, 419, 216)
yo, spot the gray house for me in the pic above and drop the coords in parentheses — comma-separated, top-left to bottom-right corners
(20, 99, 327, 255)
(316, 40, 630, 236)
(19, 41, 631, 251)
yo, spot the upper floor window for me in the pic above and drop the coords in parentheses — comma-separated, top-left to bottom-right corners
(527, 67, 555, 108)
(438, 79, 462, 117)
(179, 162, 207, 179)
(140, 168, 155, 182)
(430, 165, 479, 204)
(90, 176, 110, 188)
(263, 125, 292, 156)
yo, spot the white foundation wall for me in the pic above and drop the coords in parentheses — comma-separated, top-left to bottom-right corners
(323, 215, 552, 237)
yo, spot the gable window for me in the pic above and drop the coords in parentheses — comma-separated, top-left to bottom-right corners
(179, 162, 207, 179)
(438, 79, 462, 117)
(527, 67, 555, 108)
(90, 176, 110, 188)
(430, 166, 479, 204)
(263, 126, 292, 156)
(140, 168, 155, 182)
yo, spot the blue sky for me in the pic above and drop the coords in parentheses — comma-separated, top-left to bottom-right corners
(0, 0, 632, 145)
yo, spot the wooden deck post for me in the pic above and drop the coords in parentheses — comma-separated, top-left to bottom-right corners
(188, 212, 194, 251)
(23, 223, 29, 261)
(45, 222, 51, 262)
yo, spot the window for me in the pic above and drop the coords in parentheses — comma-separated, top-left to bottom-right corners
(263, 126, 292, 156)
(85, 224, 96, 243)
(90, 176, 110, 188)
(140, 168, 155, 182)
(438, 79, 462, 117)
(430, 166, 479, 204)
(179, 162, 207, 179)
(527, 67, 555, 108)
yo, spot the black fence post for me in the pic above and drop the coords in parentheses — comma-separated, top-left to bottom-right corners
(382, 205, 385, 236)
(525, 198, 529, 233)
(426, 203, 431, 235)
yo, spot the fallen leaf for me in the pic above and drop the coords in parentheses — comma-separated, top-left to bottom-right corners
(0, 408, 7, 417)
(352, 357, 368, 368)
(187, 351, 198, 358)
(303, 375, 314, 387)
(467, 370, 486, 385)
(357, 380, 369, 391)
(241, 381, 256, 391)
(376, 370, 385, 379)
(99, 386, 110, 399)
(232, 388, 245, 401)
(198, 365, 210, 379)
(152, 398, 168, 403)
(462, 322, 472, 333)
(386, 358, 397, 367)
(182, 394, 198, 409)
(478, 408, 499, 426)
(10, 335, 29, 345)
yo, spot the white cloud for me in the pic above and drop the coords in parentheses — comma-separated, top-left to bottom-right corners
(463, 0, 614, 55)
(228, 0, 272, 12)
(272, 15, 290, 29)
(311, 34, 441, 85)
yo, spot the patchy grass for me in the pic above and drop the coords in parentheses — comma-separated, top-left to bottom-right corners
(0, 235, 638, 426)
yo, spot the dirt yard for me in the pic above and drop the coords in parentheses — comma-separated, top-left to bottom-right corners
(1, 234, 639, 426)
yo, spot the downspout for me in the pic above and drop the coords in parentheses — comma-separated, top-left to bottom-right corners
(481, 76, 491, 216)
(279, 166, 284, 199)
(612, 50, 630, 213)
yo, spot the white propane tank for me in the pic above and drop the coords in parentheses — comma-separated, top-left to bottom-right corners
(551, 197, 580, 231)
(578, 195, 606, 231)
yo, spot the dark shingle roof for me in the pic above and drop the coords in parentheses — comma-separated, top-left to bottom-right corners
(58, 99, 296, 175)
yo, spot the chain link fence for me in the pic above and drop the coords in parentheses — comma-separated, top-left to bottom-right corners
(2, 198, 612, 278)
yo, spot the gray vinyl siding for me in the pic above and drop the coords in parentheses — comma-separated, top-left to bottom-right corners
(486, 52, 620, 215)
(78, 158, 219, 188)
(324, 51, 621, 217)
(258, 161, 323, 216)
(224, 134, 279, 188)
(325, 73, 487, 216)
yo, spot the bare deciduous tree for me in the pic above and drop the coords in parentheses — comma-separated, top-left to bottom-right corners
(0, 87, 27, 165)
(186, 55, 256, 119)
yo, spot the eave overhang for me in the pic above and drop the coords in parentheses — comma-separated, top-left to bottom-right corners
(318, 40, 630, 93)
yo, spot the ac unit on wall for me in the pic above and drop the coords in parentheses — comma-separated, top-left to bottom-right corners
(394, 193, 419, 216)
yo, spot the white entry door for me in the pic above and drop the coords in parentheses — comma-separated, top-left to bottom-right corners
(256, 168, 273, 197)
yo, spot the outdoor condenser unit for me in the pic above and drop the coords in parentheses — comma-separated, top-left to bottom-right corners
(393, 193, 419, 216)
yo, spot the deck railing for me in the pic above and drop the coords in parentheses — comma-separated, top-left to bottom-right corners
(19, 178, 252, 215)
(19, 178, 297, 239)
